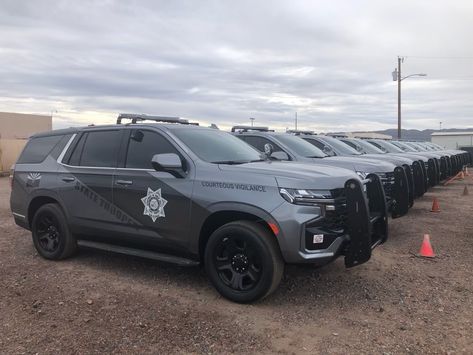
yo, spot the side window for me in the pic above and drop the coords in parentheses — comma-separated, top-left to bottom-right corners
(125, 130, 181, 169)
(240, 136, 283, 153)
(369, 141, 383, 150)
(306, 138, 326, 151)
(67, 130, 122, 167)
(342, 140, 359, 151)
(17, 135, 64, 164)
(67, 134, 86, 166)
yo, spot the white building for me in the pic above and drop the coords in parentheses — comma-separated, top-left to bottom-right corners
(431, 131, 473, 150)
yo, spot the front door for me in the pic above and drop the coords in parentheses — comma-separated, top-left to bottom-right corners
(112, 128, 194, 253)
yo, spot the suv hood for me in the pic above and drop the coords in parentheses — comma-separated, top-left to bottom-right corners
(317, 156, 396, 174)
(363, 153, 414, 165)
(388, 153, 430, 162)
(218, 161, 359, 190)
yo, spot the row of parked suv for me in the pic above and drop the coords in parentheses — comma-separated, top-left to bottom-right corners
(10, 114, 471, 303)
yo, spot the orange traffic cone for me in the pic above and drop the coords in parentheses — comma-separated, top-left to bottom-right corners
(460, 171, 465, 180)
(463, 185, 469, 196)
(419, 234, 435, 258)
(431, 197, 440, 212)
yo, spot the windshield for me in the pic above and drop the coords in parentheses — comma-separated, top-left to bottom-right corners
(318, 136, 362, 155)
(391, 141, 416, 152)
(417, 142, 434, 151)
(275, 135, 327, 158)
(349, 138, 386, 154)
(369, 140, 404, 153)
(403, 142, 422, 151)
(172, 128, 263, 164)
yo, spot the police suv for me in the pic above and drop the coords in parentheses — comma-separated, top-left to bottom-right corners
(10, 114, 388, 303)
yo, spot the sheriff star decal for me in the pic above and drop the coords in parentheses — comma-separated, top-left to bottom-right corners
(141, 187, 168, 222)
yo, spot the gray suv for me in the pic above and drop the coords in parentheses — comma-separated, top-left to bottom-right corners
(232, 127, 409, 218)
(10, 114, 388, 303)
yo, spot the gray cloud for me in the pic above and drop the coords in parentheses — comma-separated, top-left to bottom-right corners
(0, 0, 472, 132)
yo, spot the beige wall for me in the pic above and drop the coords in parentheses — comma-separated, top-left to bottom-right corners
(0, 112, 52, 172)
(0, 139, 27, 172)
(0, 112, 52, 139)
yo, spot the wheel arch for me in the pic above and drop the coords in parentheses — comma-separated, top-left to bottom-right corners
(197, 203, 281, 262)
(27, 191, 67, 227)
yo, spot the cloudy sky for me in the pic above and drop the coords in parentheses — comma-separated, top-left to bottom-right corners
(1, 0, 472, 132)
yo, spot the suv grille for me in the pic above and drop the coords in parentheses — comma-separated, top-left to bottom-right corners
(377, 171, 395, 198)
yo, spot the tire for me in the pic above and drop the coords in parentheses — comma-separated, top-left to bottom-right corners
(31, 203, 77, 260)
(204, 221, 284, 303)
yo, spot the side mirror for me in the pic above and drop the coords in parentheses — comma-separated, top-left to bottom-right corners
(151, 153, 185, 178)
(271, 151, 289, 161)
(322, 145, 335, 156)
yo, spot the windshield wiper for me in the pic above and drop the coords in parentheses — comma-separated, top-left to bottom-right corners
(211, 160, 248, 165)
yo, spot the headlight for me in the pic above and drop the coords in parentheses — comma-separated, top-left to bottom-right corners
(279, 188, 332, 205)
(356, 171, 367, 179)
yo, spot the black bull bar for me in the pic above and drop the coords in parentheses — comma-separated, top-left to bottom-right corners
(391, 166, 409, 219)
(343, 174, 388, 268)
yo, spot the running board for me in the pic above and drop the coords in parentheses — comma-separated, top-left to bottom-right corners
(77, 240, 200, 267)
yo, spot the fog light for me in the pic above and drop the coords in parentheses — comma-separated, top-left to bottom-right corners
(313, 234, 324, 244)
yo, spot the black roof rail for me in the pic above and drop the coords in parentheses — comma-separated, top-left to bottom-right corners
(116, 113, 199, 125)
(231, 125, 272, 132)
(286, 129, 315, 135)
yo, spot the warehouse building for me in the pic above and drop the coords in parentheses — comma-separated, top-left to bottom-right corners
(431, 131, 473, 149)
(0, 112, 52, 173)
(431, 131, 473, 159)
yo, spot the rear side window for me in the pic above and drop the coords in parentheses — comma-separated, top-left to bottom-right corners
(125, 130, 181, 169)
(17, 135, 64, 164)
(67, 130, 122, 167)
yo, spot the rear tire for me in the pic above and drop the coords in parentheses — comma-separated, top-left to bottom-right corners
(31, 203, 77, 260)
(204, 221, 284, 303)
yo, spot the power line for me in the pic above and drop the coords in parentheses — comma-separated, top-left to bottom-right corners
(400, 55, 473, 60)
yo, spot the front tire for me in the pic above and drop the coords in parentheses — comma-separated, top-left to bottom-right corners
(204, 221, 284, 303)
(31, 203, 77, 260)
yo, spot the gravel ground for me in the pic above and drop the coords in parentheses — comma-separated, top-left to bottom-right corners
(1, 175, 473, 354)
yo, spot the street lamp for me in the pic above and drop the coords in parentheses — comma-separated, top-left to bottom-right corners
(392, 57, 427, 139)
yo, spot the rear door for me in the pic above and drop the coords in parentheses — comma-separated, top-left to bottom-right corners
(57, 129, 124, 236)
(112, 128, 194, 252)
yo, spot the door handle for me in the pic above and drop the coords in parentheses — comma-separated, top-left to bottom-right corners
(116, 180, 133, 186)
(62, 177, 75, 182)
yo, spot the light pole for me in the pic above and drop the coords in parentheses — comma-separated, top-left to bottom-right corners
(392, 57, 427, 139)
(249, 117, 255, 127)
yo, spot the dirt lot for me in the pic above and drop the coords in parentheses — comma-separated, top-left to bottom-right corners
(1, 176, 473, 354)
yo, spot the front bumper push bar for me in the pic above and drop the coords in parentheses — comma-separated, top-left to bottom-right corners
(343, 174, 388, 268)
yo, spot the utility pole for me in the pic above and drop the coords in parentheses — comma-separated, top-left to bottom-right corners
(250, 117, 255, 127)
(397, 56, 402, 139)
(439, 121, 442, 130)
(295, 112, 298, 130)
(392, 57, 426, 140)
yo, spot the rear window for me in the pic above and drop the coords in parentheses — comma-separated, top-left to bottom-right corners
(17, 135, 64, 164)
